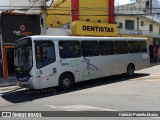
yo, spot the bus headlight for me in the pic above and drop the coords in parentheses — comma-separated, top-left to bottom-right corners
(29, 77, 33, 80)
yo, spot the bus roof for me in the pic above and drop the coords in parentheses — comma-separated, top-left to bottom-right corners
(18, 35, 148, 42)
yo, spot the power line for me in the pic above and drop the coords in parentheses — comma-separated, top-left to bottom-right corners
(44, 13, 160, 16)
(23, 0, 37, 13)
(49, 10, 71, 36)
(1, 6, 117, 11)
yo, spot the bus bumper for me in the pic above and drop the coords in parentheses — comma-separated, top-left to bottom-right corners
(17, 80, 36, 89)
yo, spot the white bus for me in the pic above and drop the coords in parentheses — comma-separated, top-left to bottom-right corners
(14, 36, 150, 90)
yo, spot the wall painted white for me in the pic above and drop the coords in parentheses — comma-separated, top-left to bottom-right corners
(0, 0, 9, 10)
(116, 15, 160, 38)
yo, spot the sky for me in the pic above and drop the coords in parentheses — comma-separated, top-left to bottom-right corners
(0, 0, 9, 9)
(115, 0, 160, 5)
(0, 0, 9, 6)
(115, 0, 136, 5)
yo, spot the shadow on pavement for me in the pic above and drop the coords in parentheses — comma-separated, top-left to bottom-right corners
(1, 73, 149, 103)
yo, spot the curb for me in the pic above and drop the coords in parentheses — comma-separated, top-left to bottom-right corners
(0, 82, 17, 87)
(0, 77, 17, 88)
(0, 85, 21, 94)
(150, 62, 160, 67)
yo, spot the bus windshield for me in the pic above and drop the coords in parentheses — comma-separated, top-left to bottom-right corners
(14, 38, 33, 71)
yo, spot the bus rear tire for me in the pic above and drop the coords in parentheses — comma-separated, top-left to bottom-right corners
(126, 64, 135, 77)
(59, 73, 74, 90)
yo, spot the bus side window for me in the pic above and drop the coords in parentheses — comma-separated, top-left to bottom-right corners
(99, 41, 115, 55)
(59, 41, 81, 58)
(46, 46, 56, 63)
(128, 41, 139, 53)
(115, 41, 128, 54)
(81, 41, 99, 57)
(139, 41, 147, 52)
(35, 41, 56, 69)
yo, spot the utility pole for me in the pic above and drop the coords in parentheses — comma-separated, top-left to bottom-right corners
(137, 17, 139, 35)
(41, 0, 47, 35)
(136, 1, 141, 36)
(150, 0, 152, 15)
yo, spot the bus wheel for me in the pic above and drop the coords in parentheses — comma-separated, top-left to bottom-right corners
(126, 64, 135, 77)
(59, 73, 74, 90)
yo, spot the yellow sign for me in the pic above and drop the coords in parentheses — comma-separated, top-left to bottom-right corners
(72, 21, 118, 37)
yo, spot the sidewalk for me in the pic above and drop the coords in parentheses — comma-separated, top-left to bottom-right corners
(150, 61, 160, 67)
(0, 77, 17, 87)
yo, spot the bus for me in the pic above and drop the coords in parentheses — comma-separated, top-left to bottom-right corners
(14, 36, 150, 90)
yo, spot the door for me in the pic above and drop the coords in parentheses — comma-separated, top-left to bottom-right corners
(7, 48, 15, 77)
(81, 41, 100, 80)
(2, 46, 14, 79)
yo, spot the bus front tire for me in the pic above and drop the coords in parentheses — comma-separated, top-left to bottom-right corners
(59, 73, 74, 90)
(126, 64, 135, 77)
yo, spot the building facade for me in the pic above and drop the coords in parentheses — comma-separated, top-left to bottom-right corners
(115, 0, 160, 62)
(44, 0, 117, 37)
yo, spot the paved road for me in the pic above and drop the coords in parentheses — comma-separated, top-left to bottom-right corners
(0, 65, 160, 120)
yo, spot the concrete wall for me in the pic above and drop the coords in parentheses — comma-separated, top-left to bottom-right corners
(9, 0, 41, 14)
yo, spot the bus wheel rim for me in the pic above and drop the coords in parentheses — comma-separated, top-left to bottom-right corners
(63, 78, 71, 86)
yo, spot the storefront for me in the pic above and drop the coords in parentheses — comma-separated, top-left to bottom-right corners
(0, 12, 41, 79)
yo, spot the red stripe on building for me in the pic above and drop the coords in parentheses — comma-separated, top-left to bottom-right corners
(71, 0, 79, 21)
(109, 0, 115, 23)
